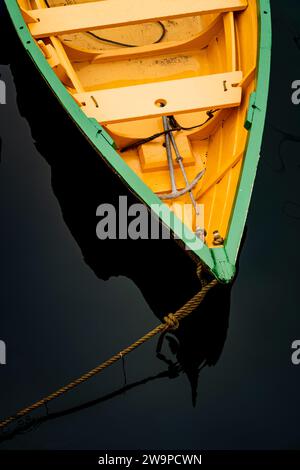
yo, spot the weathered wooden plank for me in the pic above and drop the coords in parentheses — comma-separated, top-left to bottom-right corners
(28, 0, 248, 39)
(74, 71, 243, 124)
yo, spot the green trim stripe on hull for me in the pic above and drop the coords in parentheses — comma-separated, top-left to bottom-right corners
(4, 0, 271, 283)
(226, 0, 271, 267)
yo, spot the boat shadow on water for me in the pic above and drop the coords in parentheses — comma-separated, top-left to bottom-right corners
(0, 14, 235, 440)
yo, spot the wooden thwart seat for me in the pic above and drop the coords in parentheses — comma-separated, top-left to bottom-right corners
(28, 0, 248, 39)
(73, 71, 243, 125)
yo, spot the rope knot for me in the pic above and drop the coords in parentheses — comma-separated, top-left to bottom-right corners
(163, 313, 180, 331)
(0, 264, 219, 432)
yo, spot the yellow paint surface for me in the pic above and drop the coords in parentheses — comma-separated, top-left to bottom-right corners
(21, 0, 257, 247)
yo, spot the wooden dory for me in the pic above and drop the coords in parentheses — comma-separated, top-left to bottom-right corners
(5, 0, 271, 282)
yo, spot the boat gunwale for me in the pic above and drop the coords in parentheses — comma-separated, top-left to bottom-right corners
(225, 0, 271, 269)
(4, 0, 272, 283)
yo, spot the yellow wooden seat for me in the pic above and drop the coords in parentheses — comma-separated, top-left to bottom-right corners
(26, 0, 248, 39)
(73, 71, 243, 125)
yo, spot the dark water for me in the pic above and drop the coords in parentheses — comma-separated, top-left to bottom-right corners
(0, 0, 300, 450)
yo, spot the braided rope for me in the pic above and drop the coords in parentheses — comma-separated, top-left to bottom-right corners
(0, 266, 217, 431)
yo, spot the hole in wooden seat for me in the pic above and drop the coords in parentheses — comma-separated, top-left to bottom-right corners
(155, 99, 167, 108)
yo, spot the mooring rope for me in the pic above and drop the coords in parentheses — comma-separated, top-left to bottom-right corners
(0, 265, 217, 431)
